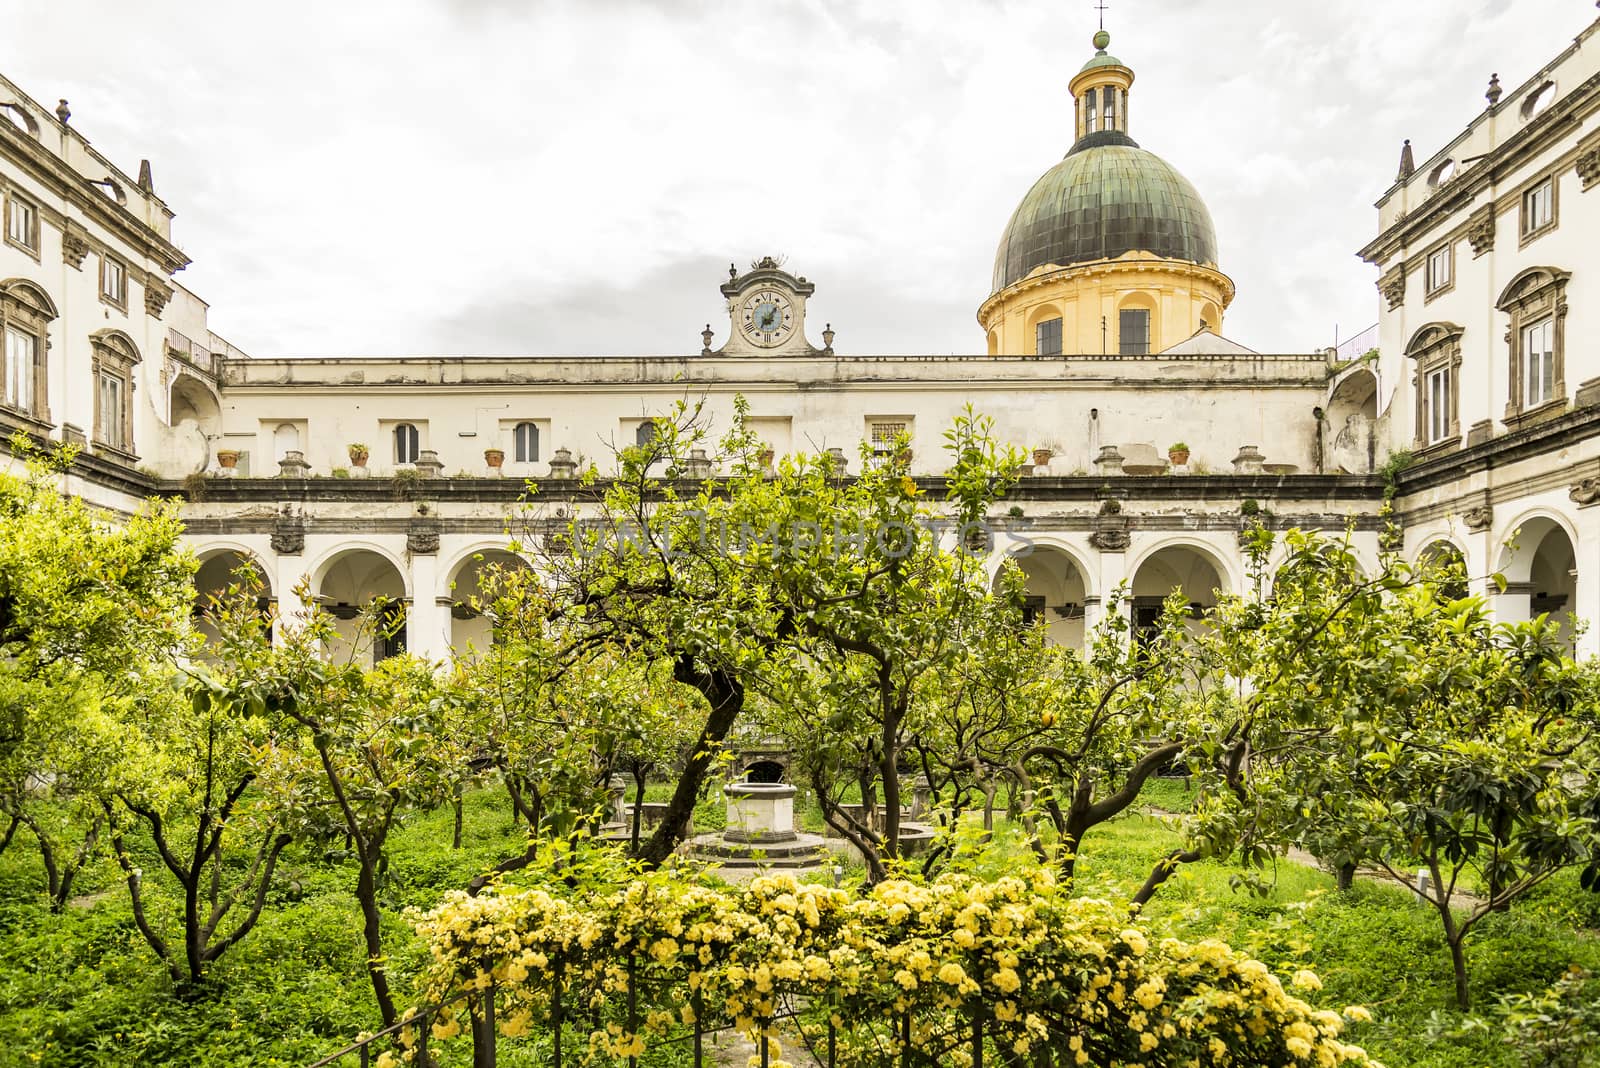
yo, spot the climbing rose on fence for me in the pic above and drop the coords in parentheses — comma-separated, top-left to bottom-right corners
(409, 871, 1378, 1067)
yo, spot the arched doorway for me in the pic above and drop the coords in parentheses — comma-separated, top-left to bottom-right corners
(1129, 544, 1228, 644)
(1497, 518, 1578, 649)
(1000, 546, 1090, 651)
(315, 549, 408, 667)
(1418, 539, 1468, 602)
(445, 548, 531, 657)
(193, 548, 271, 647)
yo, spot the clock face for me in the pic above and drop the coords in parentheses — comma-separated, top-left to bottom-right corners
(740, 289, 796, 348)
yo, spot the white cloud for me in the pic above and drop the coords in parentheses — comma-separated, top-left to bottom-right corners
(6, 0, 1592, 355)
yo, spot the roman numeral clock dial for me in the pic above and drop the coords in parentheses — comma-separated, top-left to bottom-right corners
(740, 289, 794, 348)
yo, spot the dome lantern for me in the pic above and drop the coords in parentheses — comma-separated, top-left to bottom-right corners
(1069, 30, 1135, 146)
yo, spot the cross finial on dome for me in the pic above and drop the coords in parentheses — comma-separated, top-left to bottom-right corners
(1096, 0, 1109, 30)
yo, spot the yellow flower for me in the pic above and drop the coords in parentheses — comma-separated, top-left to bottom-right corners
(1139, 1032, 1158, 1052)
(1343, 1005, 1372, 1023)
(993, 967, 1021, 993)
(1291, 969, 1324, 992)
(1285, 1035, 1313, 1058)
(938, 962, 967, 986)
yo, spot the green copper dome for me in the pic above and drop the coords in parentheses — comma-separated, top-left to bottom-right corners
(991, 139, 1220, 294)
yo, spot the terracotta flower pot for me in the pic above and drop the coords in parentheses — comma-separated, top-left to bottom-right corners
(348, 448, 369, 468)
(484, 448, 505, 469)
(1169, 449, 1191, 466)
(1033, 448, 1053, 467)
(216, 449, 240, 470)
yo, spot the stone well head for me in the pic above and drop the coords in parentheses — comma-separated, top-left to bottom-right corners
(723, 781, 797, 844)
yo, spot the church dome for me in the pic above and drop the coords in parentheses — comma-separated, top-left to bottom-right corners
(991, 138, 1220, 294)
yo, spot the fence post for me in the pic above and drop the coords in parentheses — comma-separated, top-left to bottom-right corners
(472, 980, 497, 1068)
(827, 1015, 837, 1068)
(551, 977, 563, 1068)
(417, 1009, 431, 1068)
(692, 991, 704, 1068)
(627, 954, 639, 1068)
(900, 1012, 911, 1068)
(970, 1005, 983, 1068)
(761, 1028, 770, 1068)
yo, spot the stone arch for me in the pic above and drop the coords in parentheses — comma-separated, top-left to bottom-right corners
(444, 545, 533, 657)
(1325, 366, 1378, 473)
(311, 545, 410, 668)
(1025, 302, 1064, 355)
(157, 372, 221, 477)
(1495, 510, 1578, 648)
(0, 103, 41, 138)
(986, 328, 1000, 356)
(0, 277, 58, 320)
(1415, 537, 1469, 601)
(992, 539, 1094, 651)
(89, 327, 141, 364)
(1127, 539, 1233, 643)
(193, 546, 272, 646)
(1198, 300, 1222, 334)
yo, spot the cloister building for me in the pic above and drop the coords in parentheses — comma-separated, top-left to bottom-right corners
(2, 18, 1597, 661)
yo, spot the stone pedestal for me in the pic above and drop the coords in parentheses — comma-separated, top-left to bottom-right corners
(723, 782, 797, 844)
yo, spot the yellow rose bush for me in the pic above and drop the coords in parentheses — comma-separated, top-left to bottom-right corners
(407, 870, 1378, 1067)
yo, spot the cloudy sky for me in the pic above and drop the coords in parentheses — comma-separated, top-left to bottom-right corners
(6, 0, 1593, 356)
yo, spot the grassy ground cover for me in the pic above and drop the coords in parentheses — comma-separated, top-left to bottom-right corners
(0, 780, 1596, 1066)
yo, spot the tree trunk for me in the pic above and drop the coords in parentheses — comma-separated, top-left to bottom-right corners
(636, 657, 743, 868)
(1131, 848, 1204, 911)
(1435, 892, 1472, 1011)
(357, 847, 398, 1026)
(630, 770, 647, 853)
(1336, 863, 1356, 891)
(451, 787, 464, 850)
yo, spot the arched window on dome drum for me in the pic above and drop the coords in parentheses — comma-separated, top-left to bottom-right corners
(1036, 318, 1063, 357)
(1102, 90, 1115, 132)
(513, 421, 539, 463)
(1119, 309, 1150, 356)
(1084, 88, 1098, 134)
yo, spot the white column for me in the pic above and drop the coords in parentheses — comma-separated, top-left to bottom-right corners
(1575, 515, 1600, 660)
(272, 553, 312, 647)
(1095, 542, 1129, 644)
(406, 552, 451, 663)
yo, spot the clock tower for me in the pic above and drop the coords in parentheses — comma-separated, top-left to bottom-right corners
(711, 257, 826, 357)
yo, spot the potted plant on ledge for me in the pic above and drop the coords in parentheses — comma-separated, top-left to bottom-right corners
(1033, 446, 1054, 468)
(347, 442, 370, 468)
(1168, 441, 1190, 466)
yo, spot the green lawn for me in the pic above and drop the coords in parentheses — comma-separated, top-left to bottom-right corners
(1, 780, 1596, 1066)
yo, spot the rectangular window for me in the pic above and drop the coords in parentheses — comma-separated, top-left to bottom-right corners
(5, 196, 37, 251)
(868, 420, 908, 468)
(1522, 316, 1556, 407)
(3, 325, 35, 413)
(1084, 89, 1098, 133)
(1522, 179, 1554, 236)
(97, 370, 124, 448)
(100, 256, 126, 305)
(1119, 308, 1151, 355)
(1035, 317, 1063, 356)
(1425, 245, 1451, 294)
(1424, 366, 1451, 444)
